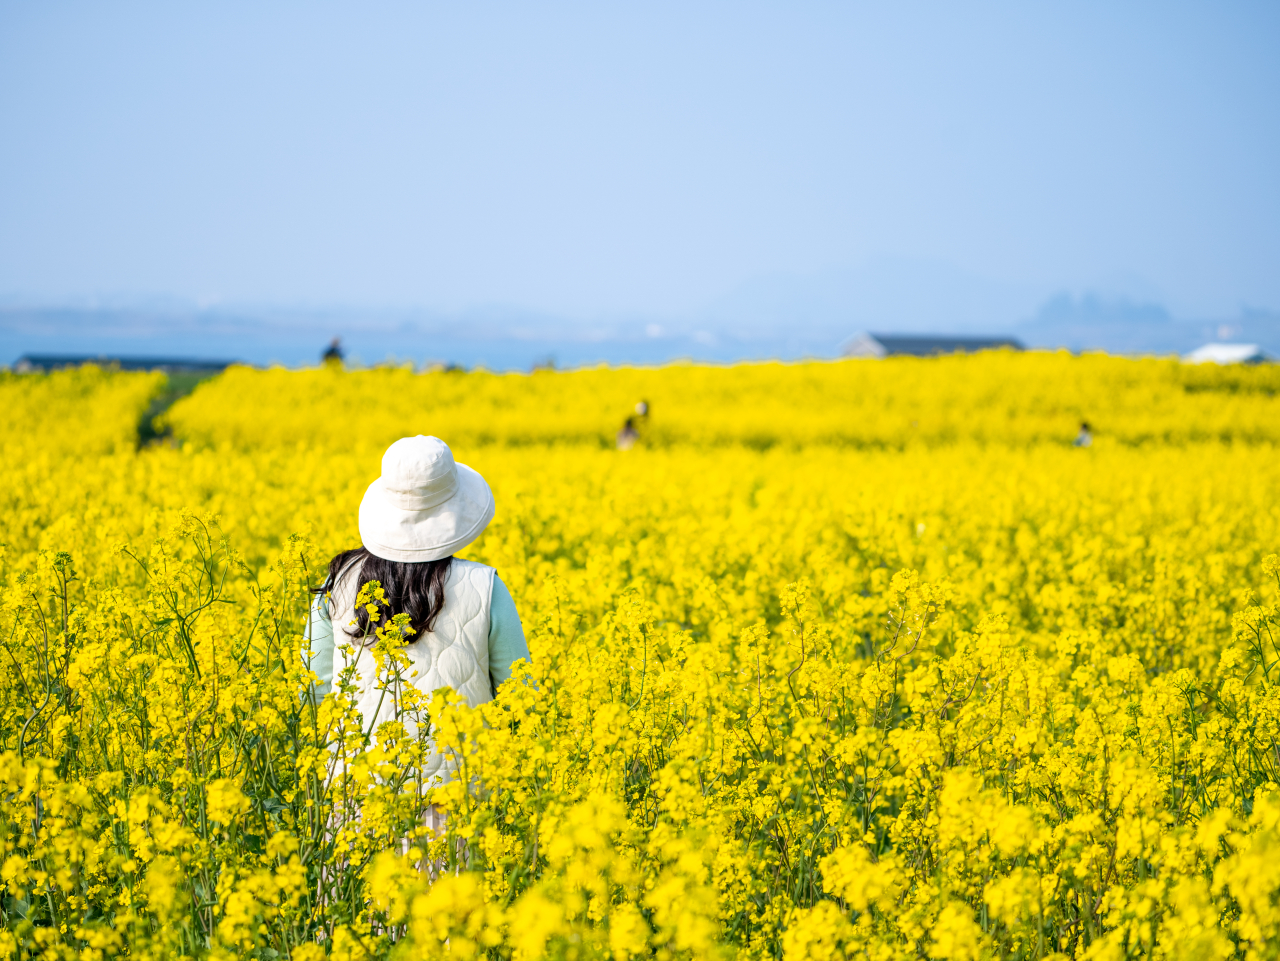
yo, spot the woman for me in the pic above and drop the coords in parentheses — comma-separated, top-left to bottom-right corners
(304, 434, 529, 786)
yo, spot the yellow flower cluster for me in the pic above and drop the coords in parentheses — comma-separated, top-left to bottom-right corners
(1, 355, 1279, 960)
(165, 351, 1280, 450)
(0, 366, 162, 459)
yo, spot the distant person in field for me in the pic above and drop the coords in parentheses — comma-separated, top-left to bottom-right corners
(616, 400, 650, 450)
(1075, 421, 1093, 447)
(322, 337, 345, 365)
(616, 417, 640, 450)
(304, 436, 529, 831)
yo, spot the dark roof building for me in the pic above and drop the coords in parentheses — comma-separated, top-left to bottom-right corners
(12, 355, 235, 374)
(842, 333, 1023, 359)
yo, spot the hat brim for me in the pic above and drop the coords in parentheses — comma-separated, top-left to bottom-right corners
(358, 463, 495, 563)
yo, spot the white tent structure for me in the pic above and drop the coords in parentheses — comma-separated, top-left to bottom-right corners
(1181, 343, 1269, 365)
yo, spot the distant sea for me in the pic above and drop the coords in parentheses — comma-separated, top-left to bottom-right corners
(3, 300, 1278, 371)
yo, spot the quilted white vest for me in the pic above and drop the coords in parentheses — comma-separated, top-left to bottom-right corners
(328, 557, 495, 783)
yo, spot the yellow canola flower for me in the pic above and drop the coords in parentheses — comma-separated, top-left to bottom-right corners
(0, 355, 1277, 959)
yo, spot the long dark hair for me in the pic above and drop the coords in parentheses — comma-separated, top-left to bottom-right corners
(314, 547, 453, 642)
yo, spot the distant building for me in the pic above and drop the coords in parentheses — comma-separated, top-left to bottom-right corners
(12, 355, 235, 374)
(842, 333, 1023, 359)
(1181, 343, 1269, 365)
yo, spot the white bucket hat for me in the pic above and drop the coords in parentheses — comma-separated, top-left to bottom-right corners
(358, 436, 495, 562)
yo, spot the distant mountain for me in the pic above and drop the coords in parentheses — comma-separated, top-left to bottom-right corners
(701, 257, 1043, 341)
(4, 283, 1278, 371)
(1016, 294, 1280, 356)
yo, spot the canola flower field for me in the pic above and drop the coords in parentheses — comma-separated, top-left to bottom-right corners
(2, 353, 1280, 961)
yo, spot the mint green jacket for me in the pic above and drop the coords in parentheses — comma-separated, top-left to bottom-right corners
(305, 574, 530, 699)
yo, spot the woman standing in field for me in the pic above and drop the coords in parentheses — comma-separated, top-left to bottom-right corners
(303, 435, 529, 794)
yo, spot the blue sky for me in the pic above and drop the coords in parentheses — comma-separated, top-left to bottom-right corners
(1, 2, 1278, 366)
